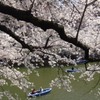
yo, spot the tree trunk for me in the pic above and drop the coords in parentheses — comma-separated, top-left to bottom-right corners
(85, 49, 89, 60)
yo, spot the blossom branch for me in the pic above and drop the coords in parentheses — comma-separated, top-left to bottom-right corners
(0, 24, 52, 51)
(0, 3, 90, 59)
(76, 0, 98, 41)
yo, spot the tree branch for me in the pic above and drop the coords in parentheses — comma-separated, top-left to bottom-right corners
(70, 0, 81, 14)
(87, 0, 98, 6)
(44, 34, 52, 48)
(76, 0, 88, 41)
(0, 3, 90, 59)
(75, 0, 98, 41)
(29, 0, 35, 12)
(0, 24, 50, 51)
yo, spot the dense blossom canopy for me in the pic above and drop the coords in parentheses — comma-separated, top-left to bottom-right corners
(0, 0, 100, 99)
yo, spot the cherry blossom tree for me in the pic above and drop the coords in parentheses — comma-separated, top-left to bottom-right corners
(0, 0, 100, 99)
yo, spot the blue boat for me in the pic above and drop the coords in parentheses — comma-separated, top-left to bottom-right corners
(76, 59, 88, 64)
(65, 69, 80, 73)
(28, 88, 52, 97)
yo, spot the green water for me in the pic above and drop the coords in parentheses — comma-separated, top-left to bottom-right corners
(28, 68, 100, 100)
(1, 67, 100, 100)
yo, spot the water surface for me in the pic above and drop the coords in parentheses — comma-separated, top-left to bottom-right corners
(1, 67, 100, 100)
(27, 67, 100, 100)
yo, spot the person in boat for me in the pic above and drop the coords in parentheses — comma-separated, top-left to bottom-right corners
(72, 67, 74, 70)
(31, 88, 35, 94)
(40, 87, 43, 92)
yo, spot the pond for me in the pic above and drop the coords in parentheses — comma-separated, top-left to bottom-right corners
(1, 66, 100, 100)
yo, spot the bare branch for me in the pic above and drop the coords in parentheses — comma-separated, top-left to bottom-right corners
(75, 0, 98, 41)
(70, 1, 81, 14)
(29, 0, 35, 12)
(87, 0, 98, 6)
(44, 34, 52, 48)
(76, 0, 88, 41)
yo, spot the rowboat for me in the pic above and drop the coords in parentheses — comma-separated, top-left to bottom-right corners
(76, 59, 88, 64)
(65, 69, 80, 73)
(28, 88, 52, 97)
